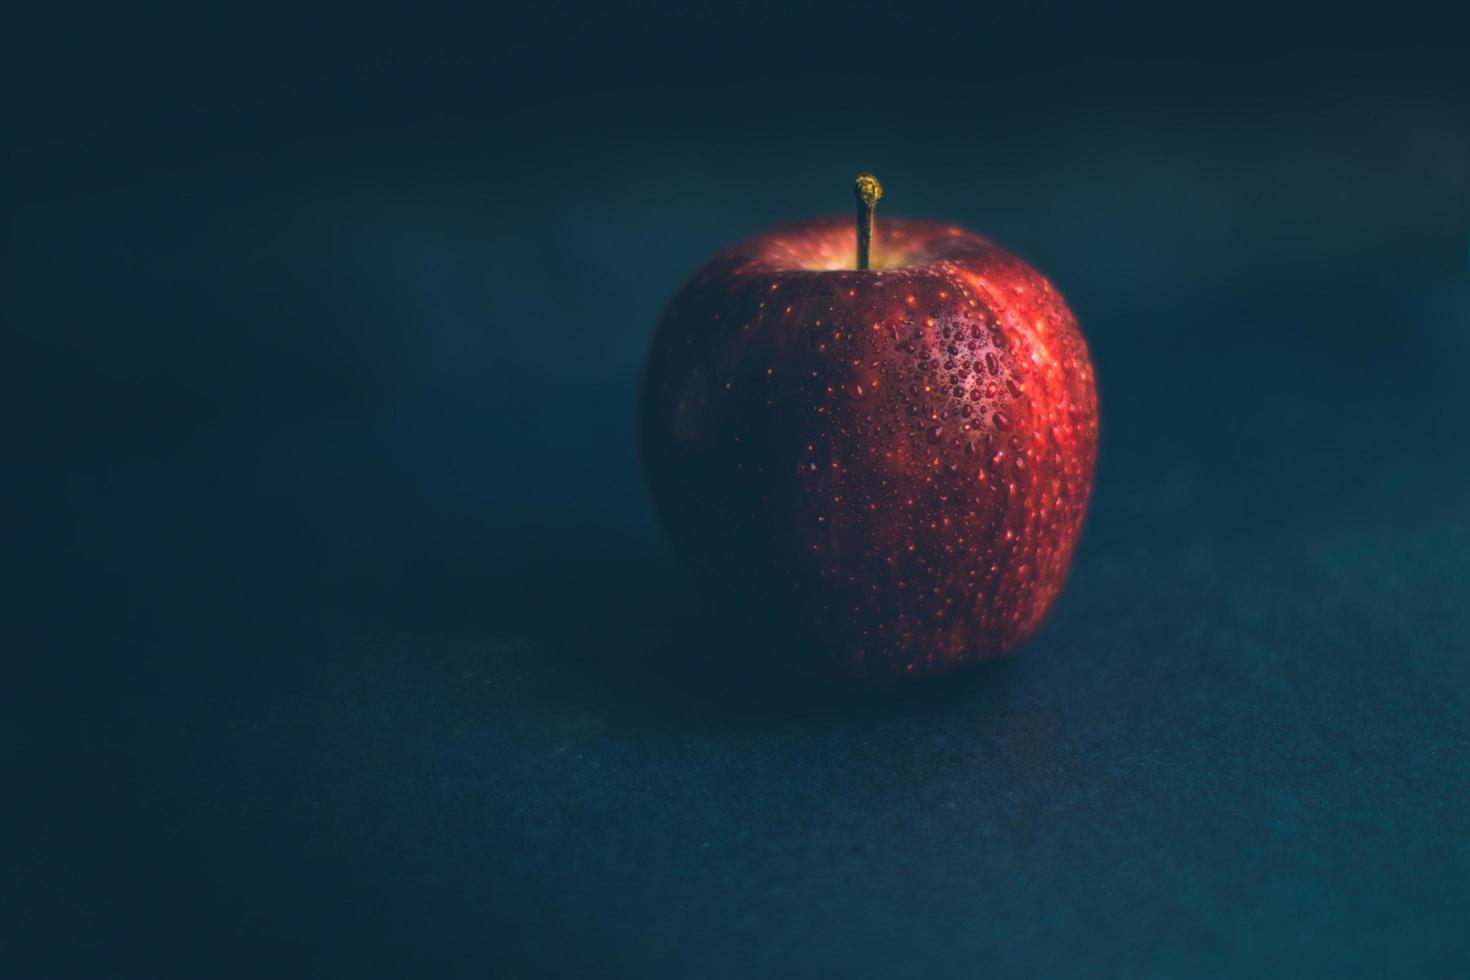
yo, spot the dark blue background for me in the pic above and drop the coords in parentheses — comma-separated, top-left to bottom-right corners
(10, 3, 1470, 976)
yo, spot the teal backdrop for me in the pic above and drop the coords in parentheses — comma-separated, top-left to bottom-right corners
(10, 2, 1470, 976)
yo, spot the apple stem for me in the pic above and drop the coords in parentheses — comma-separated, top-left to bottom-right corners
(853, 172, 883, 270)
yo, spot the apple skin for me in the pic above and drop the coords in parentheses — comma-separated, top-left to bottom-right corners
(640, 215, 1098, 687)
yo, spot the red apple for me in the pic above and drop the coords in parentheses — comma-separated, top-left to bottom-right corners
(640, 177, 1098, 687)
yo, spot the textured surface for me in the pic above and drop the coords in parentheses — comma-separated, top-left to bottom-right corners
(11, 5, 1470, 978)
(642, 218, 1097, 682)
